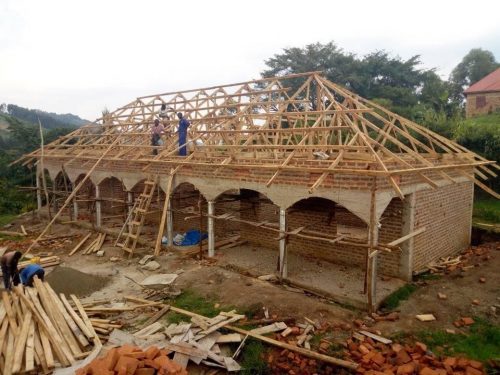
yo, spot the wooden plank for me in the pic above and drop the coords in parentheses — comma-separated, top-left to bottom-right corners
(33, 326, 50, 372)
(45, 283, 90, 348)
(12, 309, 32, 374)
(216, 333, 242, 343)
(4, 327, 15, 375)
(163, 341, 208, 359)
(387, 227, 426, 247)
(358, 330, 392, 344)
(250, 322, 287, 335)
(1, 292, 18, 334)
(34, 278, 82, 356)
(19, 287, 74, 366)
(154, 170, 174, 256)
(69, 232, 92, 256)
(38, 324, 54, 369)
(25, 319, 36, 373)
(172, 352, 189, 369)
(60, 293, 94, 339)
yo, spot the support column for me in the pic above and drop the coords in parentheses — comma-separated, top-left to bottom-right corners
(167, 198, 173, 247)
(36, 173, 42, 211)
(207, 200, 215, 257)
(127, 192, 133, 214)
(400, 193, 415, 281)
(367, 177, 378, 313)
(95, 185, 101, 228)
(279, 208, 288, 279)
(73, 199, 79, 221)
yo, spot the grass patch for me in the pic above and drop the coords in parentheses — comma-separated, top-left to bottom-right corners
(416, 317, 500, 362)
(379, 284, 417, 311)
(416, 273, 442, 281)
(473, 197, 500, 224)
(0, 214, 16, 227)
(241, 340, 269, 375)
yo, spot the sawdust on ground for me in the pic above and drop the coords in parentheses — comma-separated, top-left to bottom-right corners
(46, 266, 110, 297)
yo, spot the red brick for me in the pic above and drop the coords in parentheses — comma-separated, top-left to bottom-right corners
(114, 356, 140, 375)
(464, 366, 482, 375)
(396, 363, 415, 375)
(396, 350, 412, 365)
(135, 369, 155, 375)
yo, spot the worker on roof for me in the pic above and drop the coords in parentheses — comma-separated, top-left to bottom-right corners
(20, 264, 45, 287)
(151, 118, 165, 156)
(1, 251, 22, 290)
(159, 103, 170, 122)
(177, 112, 191, 156)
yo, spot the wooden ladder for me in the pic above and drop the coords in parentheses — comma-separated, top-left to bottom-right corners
(116, 175, 158, 258)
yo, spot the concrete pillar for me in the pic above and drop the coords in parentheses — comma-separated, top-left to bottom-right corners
(127, 192, 133, 214)
(368, 227, 379, 311)
(279, 208, 287, 279)
(95, 185, 101, 228)
(399, 193, 416, 281)
(207, 200, 215, 257)
(36, 174, 42, 211)
(73, 199, 79, 221)
(167, 198, 173, 247)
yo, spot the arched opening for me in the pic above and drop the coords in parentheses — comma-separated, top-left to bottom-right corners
(73, 174, 96, 222)
(98, 177, 128, 227)
(52, 170, 73, 218)
(168, 182, 208, 246)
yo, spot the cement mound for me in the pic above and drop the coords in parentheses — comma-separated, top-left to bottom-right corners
(45, 266, 110, 298)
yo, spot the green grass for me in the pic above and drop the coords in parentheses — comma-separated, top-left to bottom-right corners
(416, 317, 500, 362)
(165, 290, 223, 324)
(379, 284, 417, 311)
(0, 214, 16, 227)
(241, 340, 269, 375)
(473, 197, 500, 224)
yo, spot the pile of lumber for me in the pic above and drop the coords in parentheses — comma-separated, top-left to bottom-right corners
(76, 344, 188, 375)
(0, 279, 99, 375)
(70, 233, 106, 256)
(345, 331, 485, 375)
(0, 256, 61, 277)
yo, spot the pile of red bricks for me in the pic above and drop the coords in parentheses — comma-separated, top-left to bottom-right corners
(346, 337, 485, 375)
(76, 344, 188, 375)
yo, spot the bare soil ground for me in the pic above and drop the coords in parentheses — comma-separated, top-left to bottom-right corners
(1, 214, 499, 369)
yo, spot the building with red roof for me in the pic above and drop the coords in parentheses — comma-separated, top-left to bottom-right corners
(464, 68, 500, 117)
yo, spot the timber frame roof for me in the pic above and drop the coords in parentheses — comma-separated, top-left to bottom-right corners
(16, 72, 499, 199)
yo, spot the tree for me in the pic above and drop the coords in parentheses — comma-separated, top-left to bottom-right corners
(449, 48, 499, 103)
(261, 42, 435, 116)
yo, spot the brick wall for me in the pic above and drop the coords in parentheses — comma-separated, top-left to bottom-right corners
(412, 181, 473, 271)
(238, 196, 404, 277)
(99, 177, 127, 215)
(466, 92, 500, 117)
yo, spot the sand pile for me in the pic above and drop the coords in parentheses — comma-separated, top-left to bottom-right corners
(46, 266, 110, 297)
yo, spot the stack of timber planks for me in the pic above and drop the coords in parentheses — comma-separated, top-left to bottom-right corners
(0, 278, 100, 375)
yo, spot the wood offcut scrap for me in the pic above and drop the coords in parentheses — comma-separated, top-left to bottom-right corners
(0, 279, 100, 375)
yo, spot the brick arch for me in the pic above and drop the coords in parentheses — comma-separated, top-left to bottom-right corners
(98, 177, 128, 216)
(54, 170, 72, 191)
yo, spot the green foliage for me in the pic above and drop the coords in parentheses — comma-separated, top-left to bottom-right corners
(241, 340, 269, 375)
(455, 113, 500, 162)
(449, 48, 500, 102)
(473, 197, 500, 224)
(380, 284, 418, 311)
(5, 104, 87, 129)
(0, 214, 17, 227)
(0, 113, 74, 216)
(416, 317, 500, 362)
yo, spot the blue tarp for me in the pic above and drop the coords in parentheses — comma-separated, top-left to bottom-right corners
(166, 229, 208, 246)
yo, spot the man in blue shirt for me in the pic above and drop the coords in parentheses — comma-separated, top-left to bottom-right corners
(20, 264, 45, 287)
(177, 112, 190, 156)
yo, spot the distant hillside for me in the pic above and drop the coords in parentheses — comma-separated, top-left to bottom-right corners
(0, 103, 88, 129)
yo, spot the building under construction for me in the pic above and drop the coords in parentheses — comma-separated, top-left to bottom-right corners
(16, 72, 499, 310)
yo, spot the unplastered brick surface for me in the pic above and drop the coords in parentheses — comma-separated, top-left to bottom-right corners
(239, 197, 403, 276)
(412, 181, 473, 271)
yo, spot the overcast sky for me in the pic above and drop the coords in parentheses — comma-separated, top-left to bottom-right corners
(1, 0, 499, 121)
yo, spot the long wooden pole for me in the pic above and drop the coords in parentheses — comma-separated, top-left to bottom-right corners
(154, 170, 174, 256)
(38, 119, 52, 220)
(25, 135, 122, 254)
